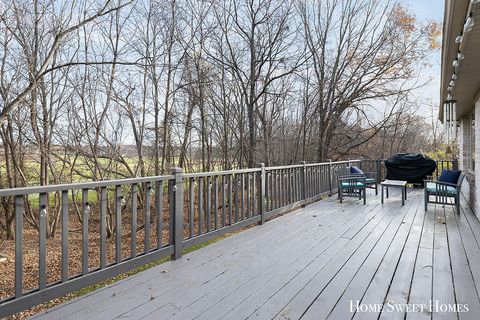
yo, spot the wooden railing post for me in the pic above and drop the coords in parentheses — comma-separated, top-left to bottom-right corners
(258, 163, 266, 225)
(299, 161, 306, 206)
(170, 167, 184, 260)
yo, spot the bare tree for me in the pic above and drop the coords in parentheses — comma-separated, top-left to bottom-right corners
(296, 0, 434, 161)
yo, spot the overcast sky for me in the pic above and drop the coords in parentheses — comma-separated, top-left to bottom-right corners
(404, 0, 444, 112)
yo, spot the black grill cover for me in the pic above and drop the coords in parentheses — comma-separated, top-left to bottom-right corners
(385, 153, 436, 184)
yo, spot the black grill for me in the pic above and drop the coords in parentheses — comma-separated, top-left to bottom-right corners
(385, 153, 436, 185)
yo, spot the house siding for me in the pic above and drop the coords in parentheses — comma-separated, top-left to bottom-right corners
(475, 98, 480, 218)
(459, 98, 480, 219)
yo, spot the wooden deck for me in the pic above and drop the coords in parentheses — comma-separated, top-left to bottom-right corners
(31, 188, 480, 320)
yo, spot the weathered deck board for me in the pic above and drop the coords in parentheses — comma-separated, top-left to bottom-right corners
(119, 201, 364, 320)
(272, 201, 401, 319)
(444, 201, 480, 320)
(164, 202, 371, 320)
(297, 196, 417, 320)
(360, 195, 424, 320)
(406, 196, 435, 320)
(31, 189, 480, 320)
(194, 203, 382, 320)
(431, 205, 456, 320)
(67, 199, 352, 320)
(327, 195, 421, 320)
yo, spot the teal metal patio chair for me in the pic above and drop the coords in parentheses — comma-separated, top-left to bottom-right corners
(424, 171, 464, 213)
(338, 175, 366, 204)
(347, 165, 378, 195)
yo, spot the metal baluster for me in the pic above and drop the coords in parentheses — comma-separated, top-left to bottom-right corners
(293, 169, 297, 203)
(308, 167, 315, 198)
(280, 170, 284, 207)
(300, 168, 304, 201)
(290, 169, 294, 203)
(61, 191, 69, 282)
(39, 193, 47, 290)
(234, 175, 239, 222)
(214, 176, 218, 229)
(312, 167, 316, 196)
(328, 163, 333, 196)
(156, 181, 163, 249)
(272, 171, 276, 210)
(290, 168, 297, 203)
(252, 173, 256, 214)
(205, 176, 210, 232)
(310, 167, 314, 197)
(222, 175, 226, 227)
(115, 185, 122, 262)
(131, 184, 138, 258)
(241, 173, 245, 220)
(259, 164, 265, 224)
(285, 170, 289, 205)
(302, 168, 306, 200)
(199, 177, 204, 235)
(272, 171, 275, 208)
(275, 171, 280, 209)
(287, 169, 291, 204)
(100, 187, 107, 269)
(189, 178, 194, 238)
(286, 169, 290, 204)
(296, 168, 299, 201)
(293, 168, 300, 202)
(246, 174, 251, 218)
(228, 175, 233, 225)
(82, 189, 89, 275)
(15, 195, 24, 298)
(266, 172, 270, 212)
(323, 165, 327, 193)
(312, 167, 316, 197)
(145, 182, 151, 253)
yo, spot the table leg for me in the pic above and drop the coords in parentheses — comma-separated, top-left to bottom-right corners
(405, 186, 407, 200)
(402, 188, 405, 206)
(386, 187, 389, 198)
(381, 186, 384, 204)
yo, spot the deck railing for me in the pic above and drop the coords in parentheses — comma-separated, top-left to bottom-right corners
(0, 158, 459, 316)
(0, 160, 360, 317)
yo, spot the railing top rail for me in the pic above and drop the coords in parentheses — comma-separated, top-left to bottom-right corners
(183, 168, 261, 178)
(305, 160, 360, 167)
(265, 164, 304, 170)
(0, 175, 175, 197)
(266, 160, 361, 170)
